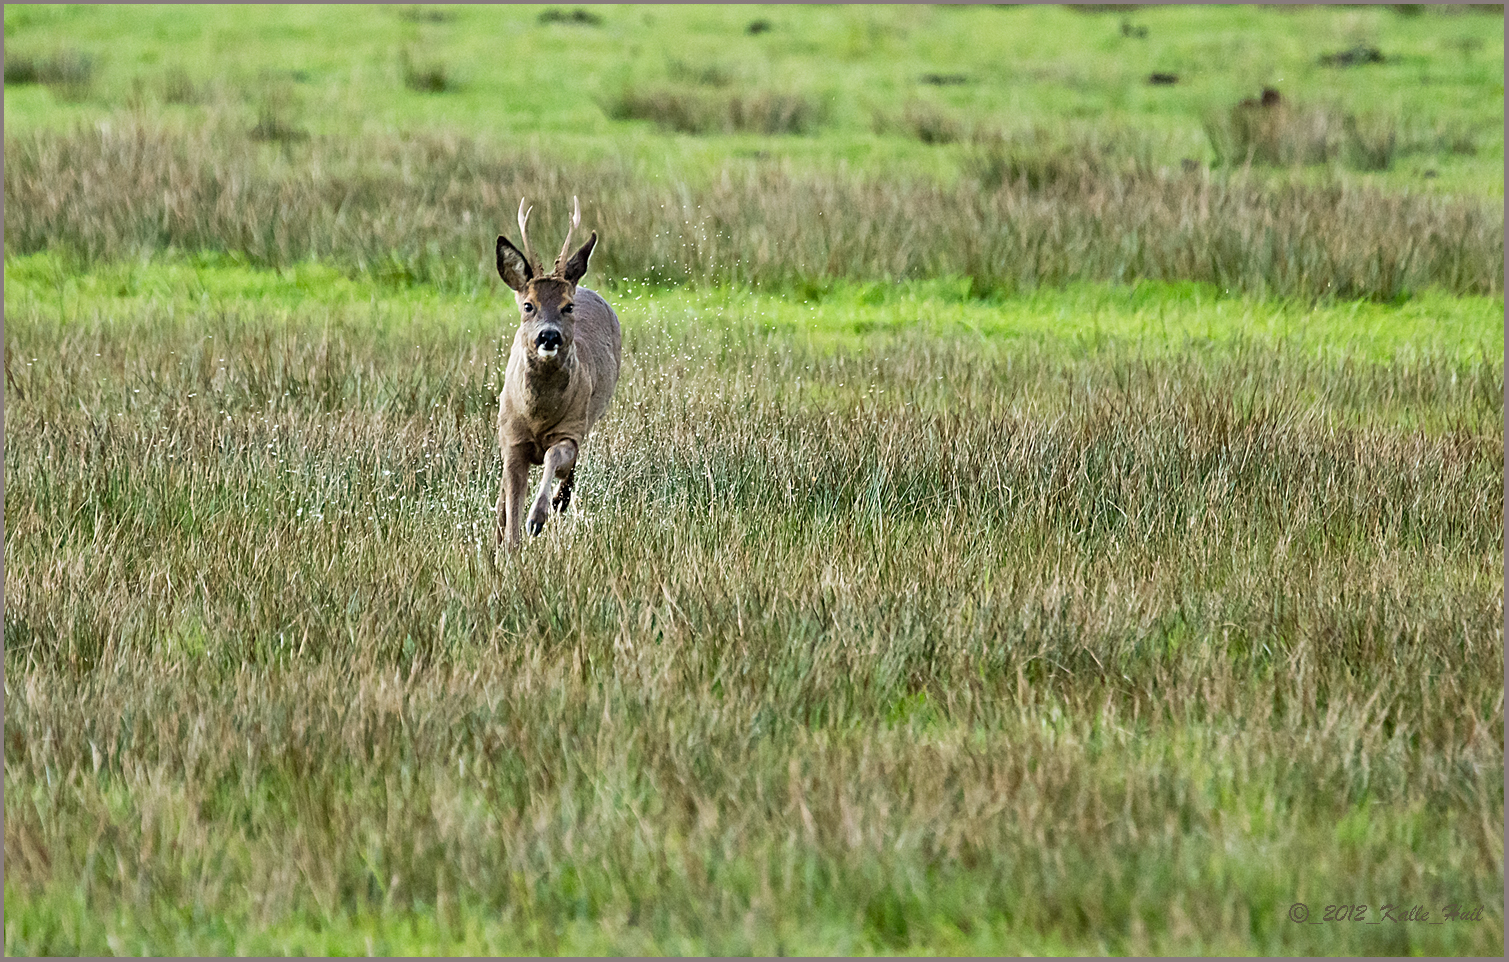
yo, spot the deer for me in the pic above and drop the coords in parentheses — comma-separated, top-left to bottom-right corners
(493, 196, 622, 548)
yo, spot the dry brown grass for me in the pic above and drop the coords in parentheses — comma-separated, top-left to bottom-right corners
(6, 122, 1498, 302)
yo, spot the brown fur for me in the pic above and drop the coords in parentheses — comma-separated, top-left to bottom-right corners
(494, 200, 622, 547)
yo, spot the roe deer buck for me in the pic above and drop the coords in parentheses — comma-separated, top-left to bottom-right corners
(494, 196, 622, 547)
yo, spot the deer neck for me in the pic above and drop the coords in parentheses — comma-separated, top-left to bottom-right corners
(520, 346, 580, 410)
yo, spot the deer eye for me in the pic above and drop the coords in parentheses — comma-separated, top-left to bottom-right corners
(522, 303, 535, 313)
(562, 304, 574, 314)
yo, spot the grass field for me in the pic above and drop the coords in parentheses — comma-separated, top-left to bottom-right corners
(4, 3, 1505, 956)
(3, 4, 1505, 194)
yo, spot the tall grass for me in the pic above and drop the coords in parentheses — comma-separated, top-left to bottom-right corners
(5, 5, 1503, 953)
(3, 290, 1504, 953)
(1205, 93, 1486, 173)
(5, 122, 1501, 301)
(2, 48, 94, 101)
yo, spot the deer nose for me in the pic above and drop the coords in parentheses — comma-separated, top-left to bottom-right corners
(535, 329, 563, 351)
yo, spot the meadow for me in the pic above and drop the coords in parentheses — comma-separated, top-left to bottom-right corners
(4, 4, 1505, 956)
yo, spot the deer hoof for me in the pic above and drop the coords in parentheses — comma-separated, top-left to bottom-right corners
(527, 505, 549, 536)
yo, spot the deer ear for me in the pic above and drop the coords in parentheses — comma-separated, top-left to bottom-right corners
(496, 235, 533, 291)
(561, 232, 597, 286)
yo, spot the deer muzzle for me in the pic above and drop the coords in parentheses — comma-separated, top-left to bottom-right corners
(535, 328, 563, 358)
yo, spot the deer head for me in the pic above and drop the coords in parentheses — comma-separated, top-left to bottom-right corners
(496, 196, 599, 364)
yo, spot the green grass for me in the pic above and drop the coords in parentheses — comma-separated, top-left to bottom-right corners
(3, 3, 1504, 956)
(3, 4, 1504, 194)
(6, 251, 1504, 366)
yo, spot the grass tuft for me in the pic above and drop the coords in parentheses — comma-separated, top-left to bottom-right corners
(248, 108, 307, 144)
(666, 59, 734, 89)
(400, 48, 454, 94)
(538, 7, 603, 27)
(1204, 92, 1479, 174)
(1319, 44, 1387, 67)
(1206, 89, 1340, 168)
(874, 100, 966, 145)
(3, 48, 95, 100)
(603, 84, 825, 135)
(398, 6, 455, 24)
(160, 66, 206, 106)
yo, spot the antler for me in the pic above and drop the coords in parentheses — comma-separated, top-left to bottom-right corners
(554, 196, 581, 273)
(516, 198, 538, 271)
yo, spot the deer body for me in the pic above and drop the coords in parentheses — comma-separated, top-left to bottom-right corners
(494, 198, 621, 547)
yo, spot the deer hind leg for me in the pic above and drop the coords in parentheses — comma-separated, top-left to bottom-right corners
(551, 469, 576, 514)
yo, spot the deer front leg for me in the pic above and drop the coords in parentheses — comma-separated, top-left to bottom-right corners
(497, 447, 532, 548)
(527, 439, 578, 537)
